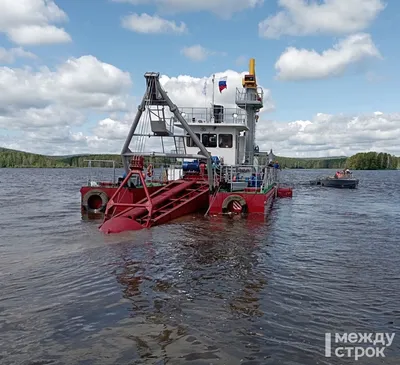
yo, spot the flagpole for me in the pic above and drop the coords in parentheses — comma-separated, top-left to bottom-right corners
(201, 79, 208, 109)
(211, 74, 215, 122)
(204, 80, 207, 108)
(212, 74, 215, 109)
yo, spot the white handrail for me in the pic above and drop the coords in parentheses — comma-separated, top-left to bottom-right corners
(218, 164, 280, 190)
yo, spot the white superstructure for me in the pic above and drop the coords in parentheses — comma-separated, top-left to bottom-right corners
(175, 106, 248, 165)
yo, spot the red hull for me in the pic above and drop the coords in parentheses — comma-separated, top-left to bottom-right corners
(208, 186, 276, 215)
(80, 185, 292, 216)
(80, 181, 293, 233)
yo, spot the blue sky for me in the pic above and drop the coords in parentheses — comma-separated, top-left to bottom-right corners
(0, 0, 399, 157)
(49, 0, 398, 119)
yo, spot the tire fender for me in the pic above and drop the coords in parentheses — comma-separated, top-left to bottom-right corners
(222, 195, 248, 214)
(82, 189, 109, 213)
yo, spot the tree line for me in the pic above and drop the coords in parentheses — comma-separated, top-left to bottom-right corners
(0, 148, 174, 168)
(345, 152, 400, 170)
(0, 148, 399, 170)
(264, 156, 348, 169)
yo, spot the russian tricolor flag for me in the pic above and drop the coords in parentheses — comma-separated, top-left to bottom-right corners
(218, 76, 227, 93)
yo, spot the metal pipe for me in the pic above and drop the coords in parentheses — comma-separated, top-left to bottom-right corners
(212, 74, 215, 117)
(249, 58, 255, 76)
(230, 166, 233, 192)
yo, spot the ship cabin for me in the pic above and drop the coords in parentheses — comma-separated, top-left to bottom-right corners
(175, 105, 248, 167)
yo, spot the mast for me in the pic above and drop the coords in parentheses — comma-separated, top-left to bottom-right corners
(212, 74, 215, 107)
(235, 58, 263, 165)
(211, 74, 215, 122)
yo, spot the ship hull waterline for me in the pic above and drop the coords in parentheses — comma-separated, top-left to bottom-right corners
(80, 183, 292, 233)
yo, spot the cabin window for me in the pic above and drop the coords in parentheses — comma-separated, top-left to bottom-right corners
(219, 134, 233, 148)
(202, 133, 217, 148)
(186, 133, 200, 147)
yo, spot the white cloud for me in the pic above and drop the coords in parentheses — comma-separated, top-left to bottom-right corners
(94, 117, 132, 140)
(0, 53, 135, 156)
(256, 112, 400, 157)
(0, 105, 85, 129)
(121, 13, 187, 34)
(0, 55, 132, 141)
(275, 33, 381, 81)
(180, 45, 226, 61)
(259, 0, 386, 38)
(0, 0, 72, 45)
(0, 55, 132, 116)
(0, 127, 124, 157)
(181, 45, 209, 61)
(0, 47, 37, 64)
(112, 0, 264, 17)
(7, 25, 71, 45)
(235, 55, 248, 66)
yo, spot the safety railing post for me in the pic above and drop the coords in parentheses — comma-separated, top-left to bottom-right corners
(230, 166, 233, 191)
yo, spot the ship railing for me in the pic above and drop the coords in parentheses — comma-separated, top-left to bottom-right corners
(124, 159, 185, 186)
(84, 159, 185, 187)
(219, 164, 279, 191)
(235, 87, 264, 104)
(84, 159, 121, 187)
(261, 167, 279, 190)
(178, 107, 247, 124)
(145, 163, 183, 184)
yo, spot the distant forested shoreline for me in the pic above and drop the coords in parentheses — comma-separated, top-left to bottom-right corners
(0, 148, 398, 170)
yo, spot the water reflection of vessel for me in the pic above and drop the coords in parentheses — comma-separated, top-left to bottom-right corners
(110, 219, 269, 362)
(80, 58, 293, 233)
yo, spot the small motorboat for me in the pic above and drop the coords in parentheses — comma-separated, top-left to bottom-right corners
(310, 169, 359, 189)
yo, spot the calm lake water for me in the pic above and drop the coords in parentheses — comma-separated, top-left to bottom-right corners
(0, 168, 399, 365)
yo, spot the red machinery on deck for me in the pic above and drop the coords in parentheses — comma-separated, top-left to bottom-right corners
(99, 156, 209, 233)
